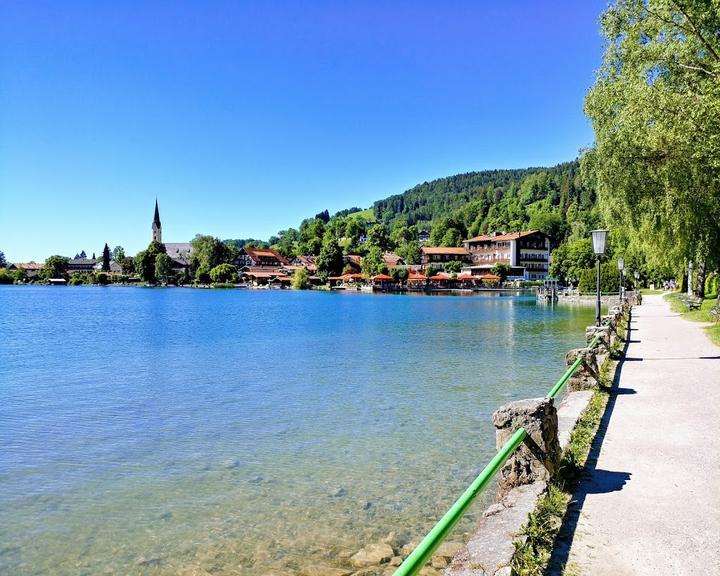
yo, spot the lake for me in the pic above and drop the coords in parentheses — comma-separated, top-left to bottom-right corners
(0, 286, 595, 575)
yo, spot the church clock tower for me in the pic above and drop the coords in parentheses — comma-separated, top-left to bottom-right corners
(152, 199, 162, 243)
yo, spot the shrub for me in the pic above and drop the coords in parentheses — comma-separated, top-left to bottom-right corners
(0, 268, 14, 284)
(209, 263, 238, 284)
(578, 262, 621, 293)
(291, 268, 311, 290)
(705, 272, 718, 299)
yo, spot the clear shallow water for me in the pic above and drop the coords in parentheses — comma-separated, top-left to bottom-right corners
(0, 287, 595, 575)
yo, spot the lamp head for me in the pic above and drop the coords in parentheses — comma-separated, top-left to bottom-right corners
(617, 257, 624, 271)
(591, 229, 609, 256)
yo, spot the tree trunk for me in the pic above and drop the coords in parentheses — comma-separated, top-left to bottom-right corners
(696, 260, 706, 299)
(681, 270, 688, 293)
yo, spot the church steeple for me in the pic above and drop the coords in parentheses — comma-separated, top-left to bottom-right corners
(152, 198, 162, 243)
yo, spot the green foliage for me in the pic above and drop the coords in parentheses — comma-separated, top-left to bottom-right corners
(0, 251, 7, 268)
(391, 268, 408, 283)
(316, 237, 343, 280)
(577, 261, 621, 293)
(96, 272, 109, 285)
(119, 256, 135, 274)
(209, 263, 237, 283)
(43, 255, 69, 279)
(373, 162, 596, 248)
(112, 246, 125, 261)
(396, 240, 421, 265)
(583, 0, 720, 278)
(155, 253, 173, 284)
(297, 218, 326, 256)
(705, 272, 718, 299)
(491, 262, 511, 281)
(366, 224, 390, 251)
(291, 268, 311, 290)
(361, 246, 385, 277)
(549, 238, 596, 283)
(101, 243, 111, 272)
(191, 235, 232, 279)
(0, 268, 14, 284)
(445, 260, 464, 273)
(135, 240, 167, 284)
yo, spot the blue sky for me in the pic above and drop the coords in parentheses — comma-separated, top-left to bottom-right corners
(1, 1, 607, 262)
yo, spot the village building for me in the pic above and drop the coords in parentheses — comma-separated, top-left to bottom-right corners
(232, 247, 291, 286)
(164, 242, 193, 274)
(382, 252, 404, 268)
(234, 247, 289, 268)
(462, 230, 551, 280)
(291, 255, 318, 273)
(93, 261, 123, 274)
(418, 230, 430, 243)
(152, 199, 162, 243)
(343, 254, 363, 273)
(148, 201, 193, 274)
(10, 262, 44, 280)
(420, 246, 471, 268)
(67, 257, 97, 274)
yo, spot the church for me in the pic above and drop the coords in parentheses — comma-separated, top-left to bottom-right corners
(151, 199, 193, 272)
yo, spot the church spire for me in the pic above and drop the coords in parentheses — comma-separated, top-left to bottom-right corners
(152, 198, 162, 243)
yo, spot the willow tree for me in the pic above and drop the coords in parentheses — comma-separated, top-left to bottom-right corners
(583, 0, 720, 294)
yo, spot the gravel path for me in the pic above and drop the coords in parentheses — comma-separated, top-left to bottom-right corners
(552, 294, 720, 575)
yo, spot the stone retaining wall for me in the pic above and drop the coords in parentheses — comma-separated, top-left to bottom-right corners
(442, 299, 634, 576)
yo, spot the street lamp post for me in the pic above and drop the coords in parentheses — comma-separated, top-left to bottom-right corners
(591, 229, 609, 327)
(617, 257, 625, 303)
(634, 271, 640, 291)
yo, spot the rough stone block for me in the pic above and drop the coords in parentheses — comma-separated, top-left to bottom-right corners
(565, 348, 599, 391)
(586, 325, 611, 353)
(492, 398, 560, 498)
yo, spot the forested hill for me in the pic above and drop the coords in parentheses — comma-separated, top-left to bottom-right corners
(374, 167, 541, 225)
(372, 160, 598, 247)
(223, 159, 601, 276)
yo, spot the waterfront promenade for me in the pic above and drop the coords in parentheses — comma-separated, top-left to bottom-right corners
(551, 294, 720, 574)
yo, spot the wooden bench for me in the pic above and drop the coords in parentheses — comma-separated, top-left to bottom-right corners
(679, 295, 702, 311)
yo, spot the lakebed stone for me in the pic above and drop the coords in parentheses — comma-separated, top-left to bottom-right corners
(300, 565, 353, 576)
(350, 543, 394, 568)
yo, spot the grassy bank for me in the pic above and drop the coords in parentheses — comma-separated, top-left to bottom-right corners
(664, 293, 720, 347)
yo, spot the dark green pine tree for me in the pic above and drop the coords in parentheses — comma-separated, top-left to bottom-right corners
(102, 243, 111, 272)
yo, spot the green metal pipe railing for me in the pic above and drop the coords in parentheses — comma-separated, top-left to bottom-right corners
(392, 331, 604, 576)
(392, 428, 527, 576)
(546, 333, 601, 399)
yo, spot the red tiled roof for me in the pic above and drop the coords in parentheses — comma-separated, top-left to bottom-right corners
(382, 252, 403, 266)
(14, 262, 44, 270)
(344, 254, 363, 265)
(457, 273, 476, 280)
(244, 247, 289, 264)
(465, 230, 539, 243)
(479, 273, 501, 280)
(371, 273, 393, 281)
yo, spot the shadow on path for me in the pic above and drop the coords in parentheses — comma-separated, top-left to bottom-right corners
(546, 315, 634, 575)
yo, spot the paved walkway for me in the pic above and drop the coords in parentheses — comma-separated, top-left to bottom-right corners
(550, 294, 720, 575)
